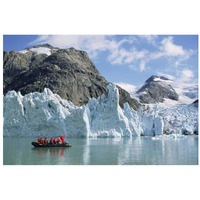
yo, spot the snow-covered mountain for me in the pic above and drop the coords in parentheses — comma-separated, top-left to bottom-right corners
(121, 75, 198, 107)
(3, 84, 198, 137)
(136, 75, 179, 104)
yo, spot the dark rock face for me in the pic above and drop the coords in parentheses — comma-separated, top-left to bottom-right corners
(3, 51, 31, 88)
(3, 47, 49, 89)
(3, 45, 140, 110)
(136, 75, 179, 104)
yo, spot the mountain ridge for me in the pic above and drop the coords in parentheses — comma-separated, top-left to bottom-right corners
(3, 44, 140, 110)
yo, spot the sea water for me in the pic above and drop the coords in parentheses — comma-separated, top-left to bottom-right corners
(3, 136, 198, 165)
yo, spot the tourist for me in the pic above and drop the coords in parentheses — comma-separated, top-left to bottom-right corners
(44, 137, 48, 144)
(58, 137, 62, 144)
(60, 135, 65, 143)
(40, 137, 44, 144)
(37, 137, 41, 143)
(50, 137, 54, 144)
(54, 138, 57, 144)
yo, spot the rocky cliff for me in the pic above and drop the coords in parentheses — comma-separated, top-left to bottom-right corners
(3, 44, 140, 110)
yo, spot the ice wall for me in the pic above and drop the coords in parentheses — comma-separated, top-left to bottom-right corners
(3, 84, 198, 137)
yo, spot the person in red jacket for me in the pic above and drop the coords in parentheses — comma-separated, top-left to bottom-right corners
(54, 138, 57, 144)
(50, 138, 54, 144)
(44, 138, 48, 144)
(58, 137, 62, 144)
(37, 137, 41, 143)
(40, 138, 44, 144)
(60, 135, 65, 143)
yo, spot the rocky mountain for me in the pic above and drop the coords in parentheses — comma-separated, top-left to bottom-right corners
(136, 75, 179, 104)
(3, 43, 54, 89)
(3, 44, 140, 110)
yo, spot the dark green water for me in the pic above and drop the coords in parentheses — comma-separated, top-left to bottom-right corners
(3, 136, 198, 165)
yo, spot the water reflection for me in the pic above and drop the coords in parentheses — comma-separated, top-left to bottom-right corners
(33, 147, 67, 154)
(32, 147, 68, 164)
(83, 138, 90, 165)
(33, 148, 65, 157)
(3, 136, 198, 165)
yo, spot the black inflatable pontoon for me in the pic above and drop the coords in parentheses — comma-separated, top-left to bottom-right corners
(32, 142, 72, 147)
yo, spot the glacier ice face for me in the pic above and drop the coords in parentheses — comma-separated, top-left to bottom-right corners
(141, 104, 198, 135)
(3, 84, 198, 137)
(3, 88, 77, 137)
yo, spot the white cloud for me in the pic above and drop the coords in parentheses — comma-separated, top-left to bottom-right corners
(171, 69, 197, 98)
(138, 35, 158, 45)
(29, 35, 195, 73)
(175, 61, 179, 66)
(139, 60, 146, 72)
(121, 36, 193, 72)
(29, 35, 50, 46)
(157, 70, 195, 85)
(172, 69, 195, 89)
(157, 72, 175, 80)
(150, 36, 192, 60)
(160, 36, 185, 56)
(108, 47, 148, 65)
(181, 69, 194, 79)
(144, 36, 194, 71)
(114, 82, 138, 94)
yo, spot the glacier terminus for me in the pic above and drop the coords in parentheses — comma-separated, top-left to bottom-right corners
(3, 84, 198, 138)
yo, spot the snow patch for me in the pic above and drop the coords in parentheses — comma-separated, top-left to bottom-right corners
(19, 49, 29, 54)
(30, 47, 52, 56)
(19, 47, 52, 56)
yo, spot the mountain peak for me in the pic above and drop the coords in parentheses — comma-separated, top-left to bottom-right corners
(145, 75, 169, 83)
(27, 43, 58, 50)
(136, 75, 179, 104)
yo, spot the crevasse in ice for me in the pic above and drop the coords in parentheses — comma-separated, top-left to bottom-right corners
(3, 84, 198, 137)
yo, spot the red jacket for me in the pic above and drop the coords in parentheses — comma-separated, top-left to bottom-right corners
(58, 138, 62, 144)
(38, 138, 41, 143)
(44, 138, 48, 144)
(40, 138, 44, 144)
(60, 135, 65, 142)
(50, 138, 53, 144)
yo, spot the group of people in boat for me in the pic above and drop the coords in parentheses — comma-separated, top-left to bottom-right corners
(37, 135, 65, 145)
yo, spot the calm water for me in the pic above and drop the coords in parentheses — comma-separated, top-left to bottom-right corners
(3, 136, 198, 165)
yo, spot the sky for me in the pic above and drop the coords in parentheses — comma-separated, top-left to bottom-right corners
(3, 35, 198, 93)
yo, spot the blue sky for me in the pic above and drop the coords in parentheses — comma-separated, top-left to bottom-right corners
(3, 35, 198, 92)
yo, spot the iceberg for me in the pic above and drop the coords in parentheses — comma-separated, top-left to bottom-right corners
(3, 84, 198, 137)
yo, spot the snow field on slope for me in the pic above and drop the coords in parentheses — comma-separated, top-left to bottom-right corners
(19, 47, 52, 56)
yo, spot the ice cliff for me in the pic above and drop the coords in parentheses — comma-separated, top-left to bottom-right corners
(3, 84, 198, 137)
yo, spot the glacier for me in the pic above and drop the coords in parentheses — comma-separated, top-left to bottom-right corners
(3, 84, 198, 137)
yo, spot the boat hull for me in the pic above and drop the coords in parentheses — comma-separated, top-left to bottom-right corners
(32, 142, 72, 147)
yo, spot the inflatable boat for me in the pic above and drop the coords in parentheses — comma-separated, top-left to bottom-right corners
(32, 141, 72, 147)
